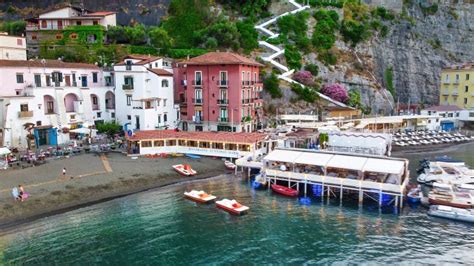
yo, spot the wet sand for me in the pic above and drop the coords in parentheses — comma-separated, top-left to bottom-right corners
(0, 153, 231, 230)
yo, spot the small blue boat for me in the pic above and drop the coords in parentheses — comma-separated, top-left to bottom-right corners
(407, 185, 422, 204)
(252, 174, 267, 189)
(186, 154, 201, 159)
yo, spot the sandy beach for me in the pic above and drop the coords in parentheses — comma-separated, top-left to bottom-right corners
(0, 153, 230, 230)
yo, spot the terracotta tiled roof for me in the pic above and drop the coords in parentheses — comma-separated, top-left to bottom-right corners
(0, 59, 99, 69)
(116, 54, 162, 66)
(180, 52, 264, 67)
(149, 68, 173, 76)
(127, 130, 267, 144)
(424, 105, 463, 112)
(444, 62, 474, 70)
(83, 11, 116, 17)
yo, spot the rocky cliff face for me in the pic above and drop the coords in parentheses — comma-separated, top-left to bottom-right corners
(369, 1, 474, 106)
(0, 0, 170, 25)
(280, 1, 474, 114)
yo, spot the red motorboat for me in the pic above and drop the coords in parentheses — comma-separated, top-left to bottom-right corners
(271, 184, 298, 197)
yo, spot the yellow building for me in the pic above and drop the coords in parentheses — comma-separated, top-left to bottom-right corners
(440, 62, 474, 109)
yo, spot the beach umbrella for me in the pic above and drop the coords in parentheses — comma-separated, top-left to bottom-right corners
(0, 147, 11, 156)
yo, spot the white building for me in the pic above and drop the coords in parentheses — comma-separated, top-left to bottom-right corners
(114, 55, 178, 132)
(0, 59, 115, 148)
(0, 33, 27, 60)
(421, 105, 463, 131)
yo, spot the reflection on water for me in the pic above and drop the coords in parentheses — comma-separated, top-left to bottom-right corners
(1, 143, 474, 264)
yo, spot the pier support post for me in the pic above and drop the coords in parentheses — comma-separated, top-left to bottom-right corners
(304, 180, 307, 196)
(358, 190, 363, 205)
(379, 191, 383, 208)
(339, 186, 343, 204)
(395, 196, 399, 208)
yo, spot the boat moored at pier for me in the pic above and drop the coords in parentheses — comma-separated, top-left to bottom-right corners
(428, 205, 474, 223)
(242, 148, 410, 208)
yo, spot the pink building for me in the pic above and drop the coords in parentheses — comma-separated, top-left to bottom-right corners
(174, 52, 264, 132)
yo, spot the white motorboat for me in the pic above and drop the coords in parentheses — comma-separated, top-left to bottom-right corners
(428, 183, 474, 209)
(417, 161, 474, 185)
(428, 205, 474, 223)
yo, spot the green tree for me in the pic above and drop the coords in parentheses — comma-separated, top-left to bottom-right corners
(236, 20, 259, 53)
(0, 20, 26, 36)
(96, 122, 122, 138)
(162, 0, 210, 48)
(106, 26, 128, 44)
(124, 24, 147, 45)
(148, 27, 173, 52)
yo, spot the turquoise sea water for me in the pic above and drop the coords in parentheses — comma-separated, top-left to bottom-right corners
(1, 144, 474, 264)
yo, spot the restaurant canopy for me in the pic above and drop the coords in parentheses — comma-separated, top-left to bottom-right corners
(363, 158, 405, 175)
(264, 149, 300, 164)
(264, 149, 406, 175)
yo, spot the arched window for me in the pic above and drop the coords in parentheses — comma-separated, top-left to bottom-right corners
(162, 80, 169, 87)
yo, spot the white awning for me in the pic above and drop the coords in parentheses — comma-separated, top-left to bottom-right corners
(294, 152, 333, 166)
(264, 149, 301, 163)
(327, 155, 368, 171)
(363, 158, 405, 175)
(69, 128, 96, 134)
(0, 147, 11, 156)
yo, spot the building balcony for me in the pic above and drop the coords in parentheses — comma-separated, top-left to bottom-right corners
(218, 117, 229, 123)
(217, 99, 229, 105)
(453, 80, 460, 84)
(26, 25, 39, 31)
(192, 98, 203, 105)
(123, 84, 134, 90)
(443, 81, 450, 85)
(193, 116, 203, 124)
(241, 99, 250, 104)
(18, 111, 33, 118)
(179, 101, 188, 106)
(442, 90, 449, 96)
(452, 90, 458, 96)
(217, 80, 228, 87)
(241, 81, 251, 86)
(192, 80, 203, 87)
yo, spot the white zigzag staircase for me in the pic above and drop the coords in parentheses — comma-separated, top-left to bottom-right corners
(255, 0, 348, 108)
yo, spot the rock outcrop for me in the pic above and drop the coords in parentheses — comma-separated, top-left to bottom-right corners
(369, 1, 474, 106)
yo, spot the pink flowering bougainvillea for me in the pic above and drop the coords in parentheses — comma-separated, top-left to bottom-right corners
(321, 83, 349, 103)
(292, 70, 315, 86)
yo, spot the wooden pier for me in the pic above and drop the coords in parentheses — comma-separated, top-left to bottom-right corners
(236, 148, 410, 208)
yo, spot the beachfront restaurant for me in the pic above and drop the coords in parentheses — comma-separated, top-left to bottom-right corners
(263, 149, 409, 207)
(126, 130, 268, 159)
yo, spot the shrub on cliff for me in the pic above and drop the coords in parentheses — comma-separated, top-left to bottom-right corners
(305, 64, 319, 76)
(321, 83, 349, 103)
(284, 45, 303, 70)
(293, 71, 315, 86)
(312, 9, 339, 52)
(263, 73, 282, 98)
(291, 83, 318, 103)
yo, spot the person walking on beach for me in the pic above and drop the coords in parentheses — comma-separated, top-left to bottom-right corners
(18, 185, 25, 202)
(63, 167, 67, 176)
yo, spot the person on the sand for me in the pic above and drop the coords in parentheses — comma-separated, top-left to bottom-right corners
(18, 185, 25, 202)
